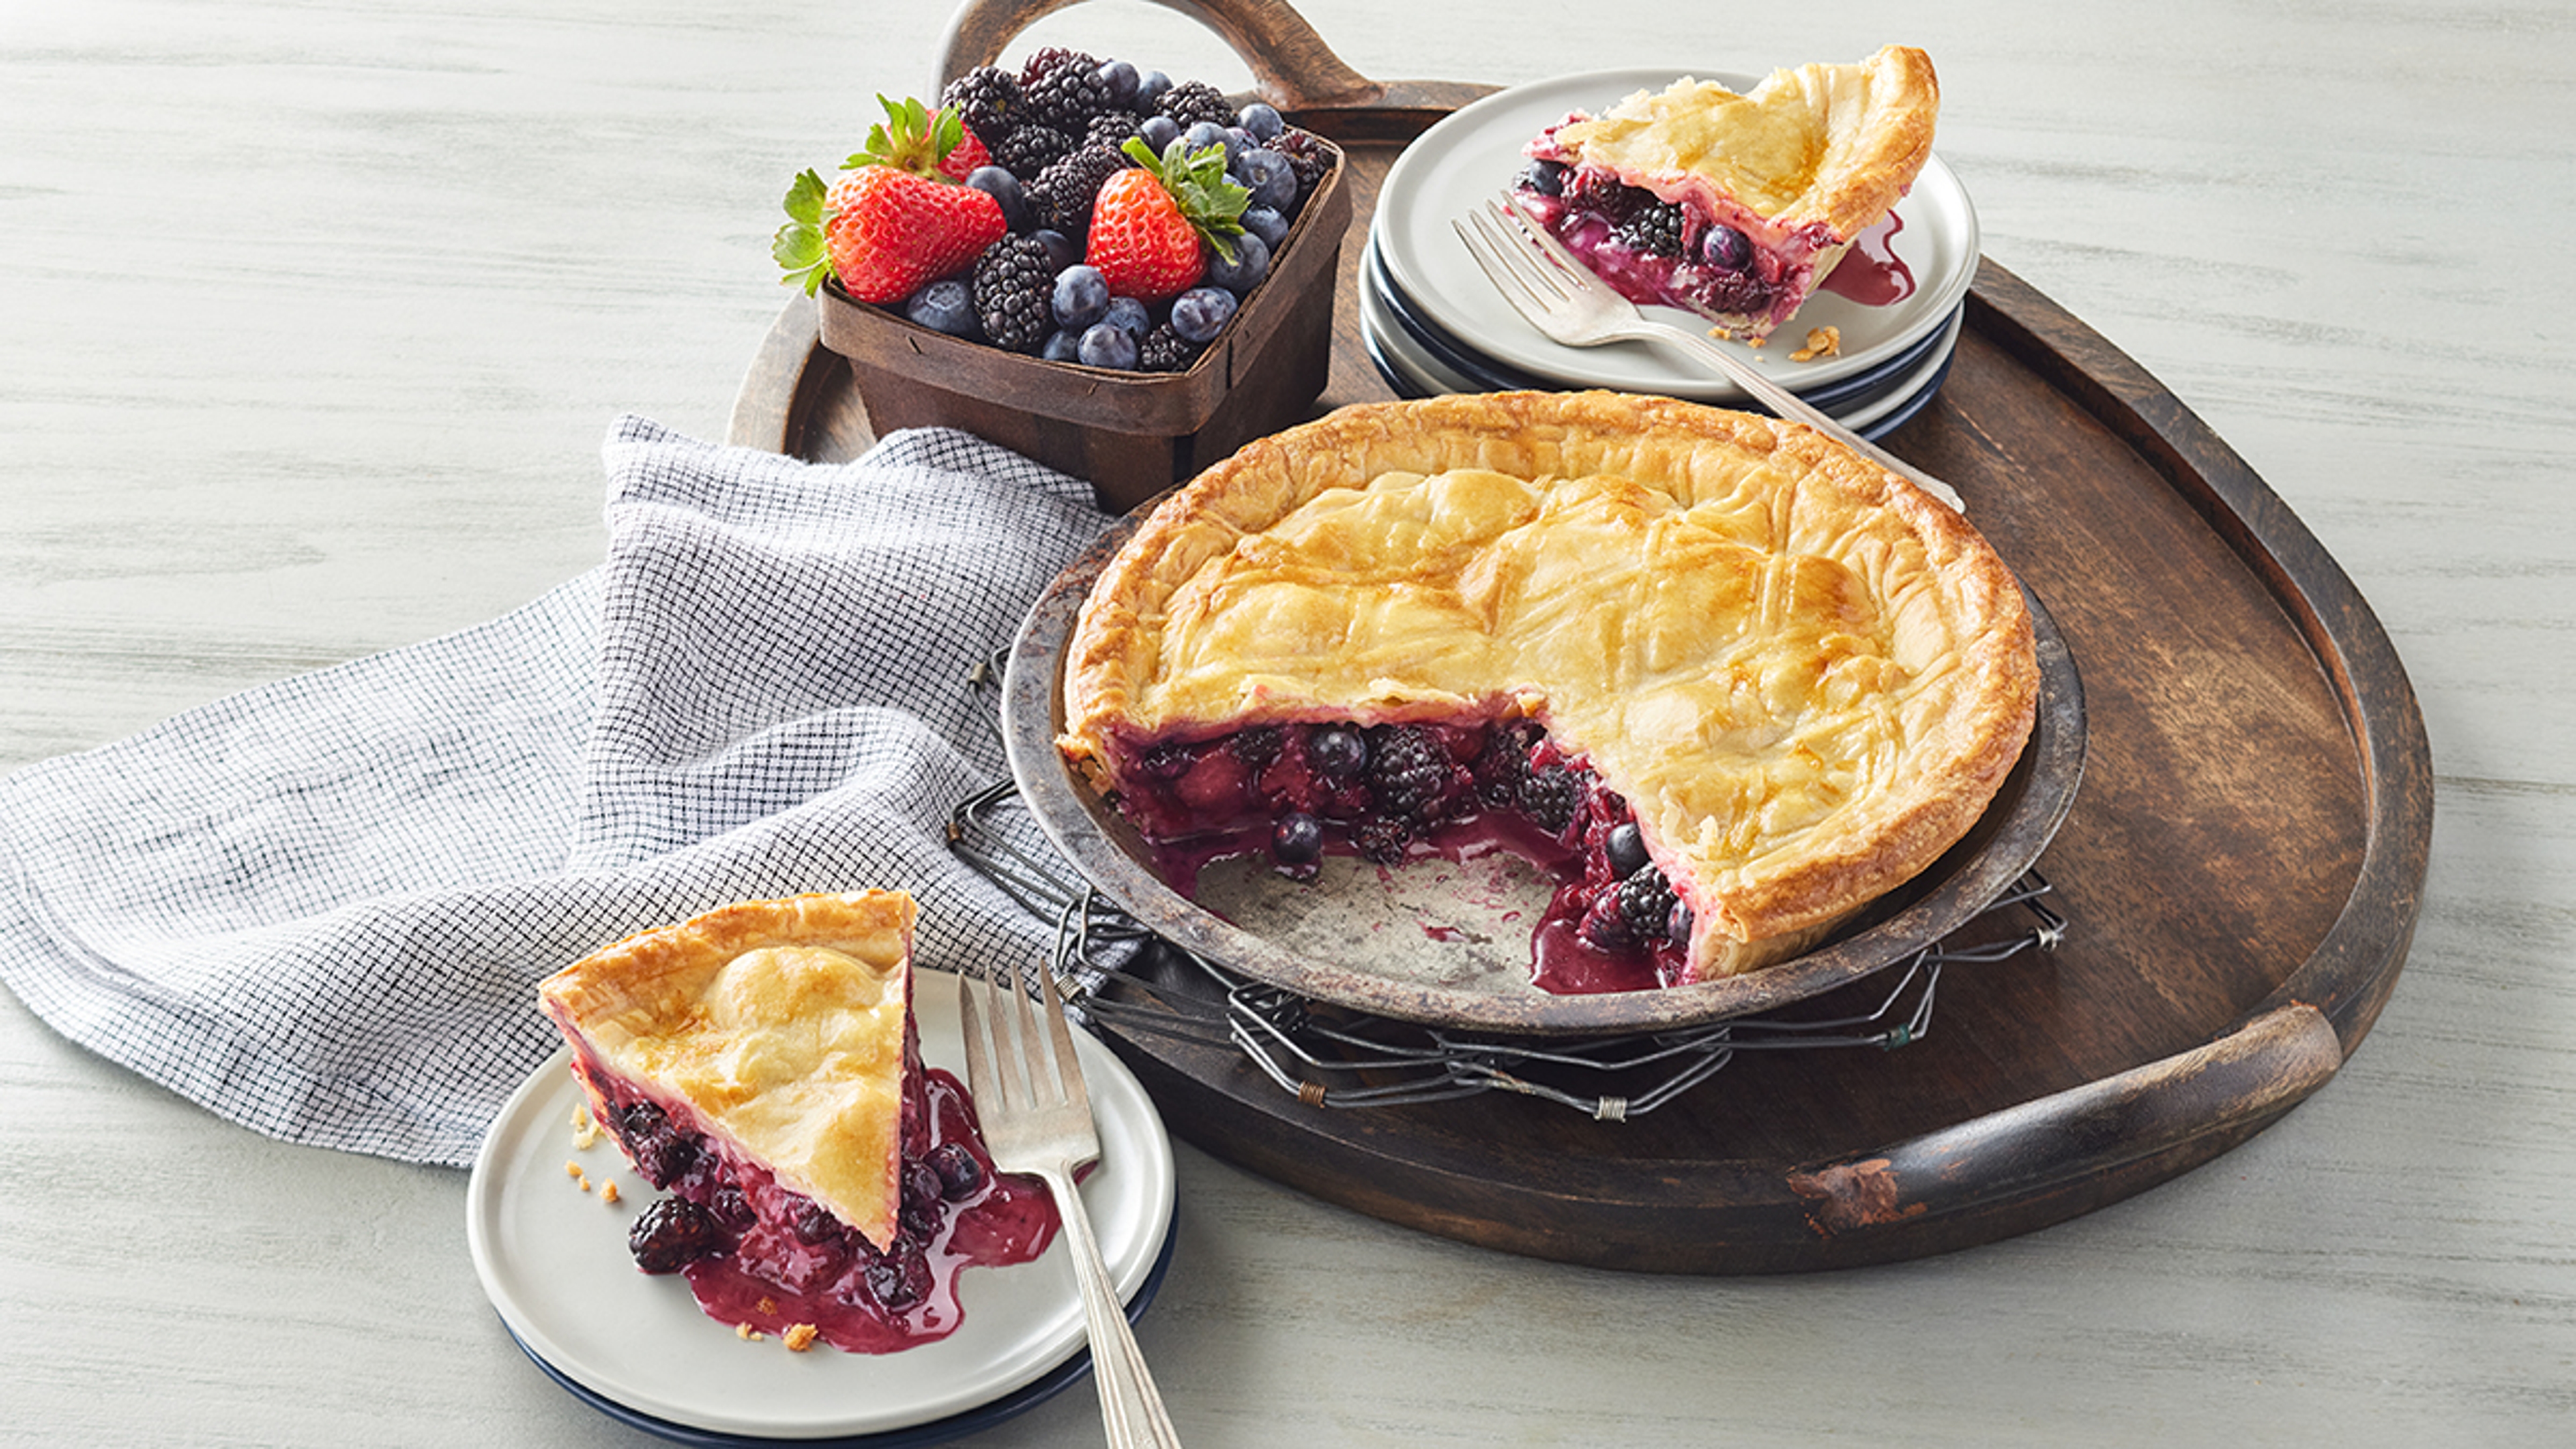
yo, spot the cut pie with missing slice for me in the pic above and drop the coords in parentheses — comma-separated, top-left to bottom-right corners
(1057, 392, 2037, 991)
(1510, 46, 1940, 339)
(538, 891, 1056, 1352)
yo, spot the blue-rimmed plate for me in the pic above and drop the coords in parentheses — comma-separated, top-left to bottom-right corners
(466, 970, 1177, 1444)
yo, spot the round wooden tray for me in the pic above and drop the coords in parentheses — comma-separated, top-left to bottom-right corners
(729, 0, 2432, 1272)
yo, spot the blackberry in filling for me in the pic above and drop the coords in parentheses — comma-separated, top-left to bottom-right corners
(1105, 718, 1697, 990)
(1507, 161, 1777, 325)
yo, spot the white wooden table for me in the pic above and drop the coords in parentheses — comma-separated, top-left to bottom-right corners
(5, 2, 2569, 1444)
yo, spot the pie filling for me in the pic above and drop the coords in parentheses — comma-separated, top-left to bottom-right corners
(1105, 716, 1697, 994)
(570, 1039, 1057, 1354)
(1509, 150, 1819, 335)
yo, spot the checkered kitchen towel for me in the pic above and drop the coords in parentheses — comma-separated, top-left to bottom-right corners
(0, 417, 1112, 1167)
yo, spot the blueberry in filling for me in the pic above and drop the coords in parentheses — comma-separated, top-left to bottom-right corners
(1106, 716, 1699, 987)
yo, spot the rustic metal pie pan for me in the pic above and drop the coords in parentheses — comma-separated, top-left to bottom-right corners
(1000, 508, 2088, 1037)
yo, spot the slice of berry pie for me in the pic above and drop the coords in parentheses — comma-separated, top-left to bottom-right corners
(1057, 392, 2036, 990)
(537, 891, 1057, 1352)
(1510, 46, 1939, 339)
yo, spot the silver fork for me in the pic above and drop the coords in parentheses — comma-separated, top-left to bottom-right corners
(958, 961, 1181, 1448)
(1453, 194, 1967, 514)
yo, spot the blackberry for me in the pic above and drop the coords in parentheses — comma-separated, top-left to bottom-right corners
(1083, 109, 1142, 151)
(1155, 78, 1238, 130)
(615, 1099, 698, 1187)
(1137, 321, 1199, 373)
(971, 234, 1056, 351)
(1028, 144, 1130, 236)
(1266, 129, 1334, 202)
(1018, 46, 1112, 131)
(1517, 764, 1582, 835)
(1560, 166, 1642, 220)
(992, 123, 1072, 180)
(1353, 816, 1411, 865)
(1616, 200, 1685, 256)
(1366, 725, 1450, 823)
(1226, 725, 1283, 769)
(629, 1197, 730, 1274)
(1473, 721, 1540, 806)
(941, 66, 1026, 146)
(1615, 867, 1678, 944)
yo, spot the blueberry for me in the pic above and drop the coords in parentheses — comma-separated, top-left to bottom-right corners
(1169, 285, 1238, 343)
(1100, 295, 1151, 336)
(1309, 726, 1367, 780)
(1030, 227, 1079, 272)
(1241, 205, 1289, 249)
(927, 1142, 985, 1200)
(1272, 810, 1324, 866)
(1183, 119, 1233, 163)
(1667, 900, 1694, 949)
(1076, 321, 1138, 370)
(1094, 58, 1140, 108)
(1236, 102, 1284, 142)
(1040, 327, 1083, 362)
(1203, 230, 1271, 292)
(789, 1195, 844, 1245)
(1051, 264, 1110, 330)
(1235, 148, 1297, 212)
(863, 1250, 931, 1311)
(1138, 113, 1181, 153)
(1605, 820, 1648, 877)
(963, 164, 1032, 232)
(1515, 158, 1569, 197)
(1699, 223, 1752, 272)
(1133, 69, 1172, 113)
(905, 278, 980, 337)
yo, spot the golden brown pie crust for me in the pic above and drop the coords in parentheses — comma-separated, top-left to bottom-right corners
(538, 892, 916, 1250)
(1057, 392, 2037, 982)
(1550, 45, 1940, 249)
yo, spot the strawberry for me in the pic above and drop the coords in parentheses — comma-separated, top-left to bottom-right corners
(773, 95, 1004, 303)
(940, 127, 991, 181)
(1085, 136, 1250, 303)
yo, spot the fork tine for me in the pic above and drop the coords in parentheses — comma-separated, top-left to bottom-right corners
(1498, 193, 1596, 280)
(1456, 209, 1573, 333)
(1037, 965, 1087, 1109)
(1465, 203, 1568, 305)
(957, 963, 1002, 1112)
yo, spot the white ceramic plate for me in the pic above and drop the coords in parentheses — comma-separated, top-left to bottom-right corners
(1359, 253, 1966, 439)
(465, 971, 1177, 1441)
(1373, 66, 1978, 402)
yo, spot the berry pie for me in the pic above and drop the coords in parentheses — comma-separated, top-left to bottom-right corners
(1057, 392, 2037, 989)
(1511, 46, 1939, 339)
(537, 892, 1057, 1352)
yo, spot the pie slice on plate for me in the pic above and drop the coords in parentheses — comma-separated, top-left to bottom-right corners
(1511, 45, 1940, 339)
(538, 891, 1055, 1352)
(1056, 392, 2037, 991)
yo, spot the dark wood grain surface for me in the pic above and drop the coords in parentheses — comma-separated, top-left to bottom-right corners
(735, 5, 2429, 1274)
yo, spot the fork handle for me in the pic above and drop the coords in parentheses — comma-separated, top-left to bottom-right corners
(1040, 1163, 1185, 1447)
(1658, 323, 1970, 515)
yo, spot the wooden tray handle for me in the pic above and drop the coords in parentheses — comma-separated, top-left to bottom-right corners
(1786, 1002, 2345, 1238)
(934, 0, 1487, 142)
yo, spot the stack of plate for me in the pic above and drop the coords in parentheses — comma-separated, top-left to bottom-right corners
(1361, 68, 1981, 439)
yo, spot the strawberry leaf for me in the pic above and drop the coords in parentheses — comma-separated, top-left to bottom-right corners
(845, 94, 969, 178)
(1119, 136, 1250, 264)
(773, 168, 831, 295)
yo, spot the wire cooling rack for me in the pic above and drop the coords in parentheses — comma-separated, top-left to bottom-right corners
(947, 776, 2067, 1122)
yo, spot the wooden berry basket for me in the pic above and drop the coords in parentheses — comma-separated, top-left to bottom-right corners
(731, 0, 2433, 1273)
